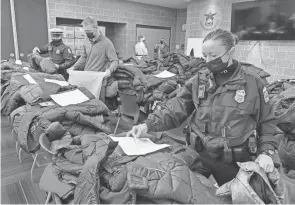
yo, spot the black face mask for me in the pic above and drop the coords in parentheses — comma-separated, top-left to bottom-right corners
(51, 39, 62, 45)
(206, 50, 230, 74)
(86, 31, 95, 39)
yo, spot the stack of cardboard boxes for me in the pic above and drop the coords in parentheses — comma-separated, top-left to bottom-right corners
(56, 25, 86, 55)
(74, 27, 86, 55)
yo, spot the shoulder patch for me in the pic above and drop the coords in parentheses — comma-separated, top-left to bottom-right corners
(263, 87, 270, 103)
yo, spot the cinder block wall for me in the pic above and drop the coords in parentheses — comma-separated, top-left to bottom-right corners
(186, 0, 295, 82)
(175, 9, 187, 49)
(47, 0, 178, 57)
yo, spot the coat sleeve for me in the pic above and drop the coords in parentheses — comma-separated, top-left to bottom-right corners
(145, 77, 196, 132)
(105, 40, 118, 73)
(254, 78, 282, 154)
(38, 44, 49, 54)
(58, 47, 75, 70)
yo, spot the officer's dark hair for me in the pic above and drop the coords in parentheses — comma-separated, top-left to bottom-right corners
(203, 28, 239, 50)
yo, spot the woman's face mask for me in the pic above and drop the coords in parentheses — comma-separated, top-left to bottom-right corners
(206, 50, 230, 74)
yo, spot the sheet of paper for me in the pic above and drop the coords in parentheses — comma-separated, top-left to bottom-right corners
(109, 136, 170, 156)
(68, 70, 106, 98)
(23, 74, 37, 84)
(153, 70, 176, 78)
(23, 67, 29, 71)
(50, 89, 90, 106)
(45, 78, 69, 87)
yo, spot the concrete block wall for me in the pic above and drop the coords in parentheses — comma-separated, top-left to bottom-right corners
(186, 0, 295, 82)
(175, 9, 187, 49)
(47, 0, 178, 57)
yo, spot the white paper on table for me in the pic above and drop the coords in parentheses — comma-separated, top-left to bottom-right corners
(109, 136, 170, 156)
(50, 89, 90, 106)
(23, 74, 37, 84)
(45, 78, 69, 87)
(68, 70, 106, 98)
(153, 70, 176, 78)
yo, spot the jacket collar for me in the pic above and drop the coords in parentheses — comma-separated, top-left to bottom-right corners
(208, 60, 247, 93)
(50, 40, 63, 47)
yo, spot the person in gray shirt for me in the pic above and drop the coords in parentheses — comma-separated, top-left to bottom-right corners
(68, 16, 118, 78)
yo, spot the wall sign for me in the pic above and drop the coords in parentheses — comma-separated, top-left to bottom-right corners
(199, 4, 222, 31)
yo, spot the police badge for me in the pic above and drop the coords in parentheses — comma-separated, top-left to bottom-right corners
(263, 87, 269, 103)
(234, 90, 246, 103)
(56, 49, 60, 54)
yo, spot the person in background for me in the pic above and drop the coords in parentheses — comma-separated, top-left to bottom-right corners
(135, 35, 148, 57)
(154, 38, 169, 60)
(159, 38, 169, 56)
(68, 16, 118, 78)
(32, 28, 75, 79)
(127, 28, 282, 186)
(177, 43, 185, 55)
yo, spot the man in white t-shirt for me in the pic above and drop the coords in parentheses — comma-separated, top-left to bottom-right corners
(135, 35, 148, 56)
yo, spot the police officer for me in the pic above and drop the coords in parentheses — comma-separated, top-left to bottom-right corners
(32, 28, 75, 79)
(127, 28, 282, 186)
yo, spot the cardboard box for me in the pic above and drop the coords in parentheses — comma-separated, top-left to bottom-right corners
(64, 31, 74, 39)
(56, 26, 66, 31)
(75, 49, 84, 55)
(65, 26, 74, 31)
(75, 32, 86, 39)
(75, 27, 84, 32)
(64, 39, 75, 50)
(74, 39, 84, 49)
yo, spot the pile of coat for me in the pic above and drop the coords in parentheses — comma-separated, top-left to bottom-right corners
(1, 59, 37, 86)
(105, 55, 207, 112)
(267, 79, 295, 178)
(1, 72, 76, 116)
(10, 97, 111, 154)
(267, 79, 295, 99)
(38, 132, 295, 204)
(39, 132, 228, 204)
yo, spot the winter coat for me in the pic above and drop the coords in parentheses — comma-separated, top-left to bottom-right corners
(216, 161, 291, 204)
(1, 72, 66, 115)
(11, 98, 110, 153)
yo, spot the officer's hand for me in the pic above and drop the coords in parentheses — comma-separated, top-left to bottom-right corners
(105, 69, 111, 78)
(126, 123, 148, 139)
(255, 154, 274, 173)
(33, 47, 40, 54)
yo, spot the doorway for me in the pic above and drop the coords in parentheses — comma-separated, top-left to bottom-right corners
(136, 25, 171, 58)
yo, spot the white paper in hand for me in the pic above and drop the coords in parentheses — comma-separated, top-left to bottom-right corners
(109, 135, 170, 156)
(50, 89, 89, 106)
(68, 70, 106, 98)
